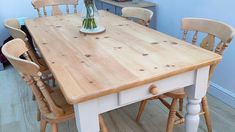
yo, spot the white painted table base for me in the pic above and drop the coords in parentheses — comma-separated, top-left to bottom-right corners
(74, 66, 210, 132)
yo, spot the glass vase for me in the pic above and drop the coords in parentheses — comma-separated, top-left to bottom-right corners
(80, 0, 104, 33)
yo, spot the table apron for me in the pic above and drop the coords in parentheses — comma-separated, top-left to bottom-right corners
(75, 69, 196, 114)
(73, 66, 210, 132)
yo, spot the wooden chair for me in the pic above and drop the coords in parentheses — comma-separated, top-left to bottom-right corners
(136, 18, 235, 132)
(4, 19, 48, 73)
(121, 7, 153, 27)
(1, 39, 108, 132)
(32, 0, 78, 17)
(4, 19, 55, 106)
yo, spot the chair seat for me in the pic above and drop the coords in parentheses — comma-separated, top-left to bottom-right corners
(164, 88, 185, 99)
(43, 89, 74, 122)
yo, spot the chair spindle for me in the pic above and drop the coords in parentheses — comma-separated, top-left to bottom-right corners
(182, 30, 188, 41)
(192, 31, 198, 45)
(74, 5, 77, 13)
(66, 5, 69, 14)
(34, 75, 64, 117)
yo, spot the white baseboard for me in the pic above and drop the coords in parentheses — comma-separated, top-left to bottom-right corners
(208, 82, 235, 109)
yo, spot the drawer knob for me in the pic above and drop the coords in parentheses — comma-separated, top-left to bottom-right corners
(149, 84, 158, 95)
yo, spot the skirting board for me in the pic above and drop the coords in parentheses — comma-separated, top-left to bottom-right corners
(208, 82, 235, 109)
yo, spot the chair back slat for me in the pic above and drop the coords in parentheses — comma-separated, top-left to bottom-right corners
(192, 31, 198, 45)
(182, 18, 234, 43)
(181, 18, 235, 79)
(182, 30, 188, 41)
(43, 6, 47, 16)
(2, 39, 64, 117)
(122, 7, 153, 27)
(74, 4, 77, 13)
(4, 19, 43, 69)
(52, 5, 62, 15)
(2, 39, 40, 76)
(182, 18, 235, 55)
(215, 41, 227, 55)
(66, 4, 69, 14)
(200, 34, 215, 51)
(32, 0, 78, 17)
(36, 8, 42, 17)
(4, 19, 26, 40)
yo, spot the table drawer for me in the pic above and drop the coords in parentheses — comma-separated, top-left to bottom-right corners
(118, 71, 195, 105)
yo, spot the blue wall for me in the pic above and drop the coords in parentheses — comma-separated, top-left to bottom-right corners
(146, 0, 235, 107)
(146, 0, 235, 94)
(0, 0, 35, 45)
(0, 0, 83, 45)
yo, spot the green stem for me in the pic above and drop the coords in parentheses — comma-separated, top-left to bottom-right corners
(82, 1, 97, 30)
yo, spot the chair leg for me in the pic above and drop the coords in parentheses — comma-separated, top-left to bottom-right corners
(179, 98, 184, 112)
(40, 119, 47, 132)
(159, 98, 183, 121)
(136, 100, 148, 122)
(37, 107, 41, 121)
(52, 77, 56, 87)
(99, 115, 108, 132)
(32, 93, 36, 100)
(166, 99, 178, 132)
(202, 96, 212, 132)
(47, 75, 50, 85)
(51, 123, 58, 132)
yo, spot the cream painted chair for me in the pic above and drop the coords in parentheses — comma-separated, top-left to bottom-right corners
(32, 0, 78, 17)
(136, 18, 235, 132)
(122, 7, 153, 27)
(2, 39, 108, 132)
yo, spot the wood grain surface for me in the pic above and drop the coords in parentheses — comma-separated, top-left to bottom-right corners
(25, 11, 221, 104)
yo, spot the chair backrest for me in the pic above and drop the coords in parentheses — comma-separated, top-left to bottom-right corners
(181, 18, 235, 79)
(4, 19, 26, 40)
(4, 19, 44, 67)
(2, 39, 64, 117)
(2, 39, 39, 75)
(122, 7, 153, 27)
(32, 0, 78, 17)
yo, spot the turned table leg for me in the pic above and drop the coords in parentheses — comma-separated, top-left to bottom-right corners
(185, 66, 210, 132)
(185, 98, 201, 132)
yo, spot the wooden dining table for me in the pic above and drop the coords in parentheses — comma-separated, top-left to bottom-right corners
(25, 10, 221, 132)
